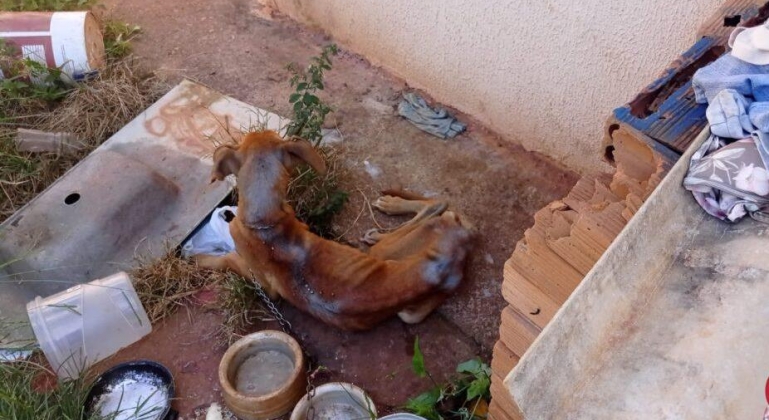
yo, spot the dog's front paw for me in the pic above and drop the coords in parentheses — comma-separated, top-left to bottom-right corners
(361, 228, 384, 245)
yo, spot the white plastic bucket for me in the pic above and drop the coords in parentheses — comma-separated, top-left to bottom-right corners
(0, 11, 105, 79)
(26, 272, 151, 379)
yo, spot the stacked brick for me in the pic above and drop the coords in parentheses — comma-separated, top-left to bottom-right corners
(486, 126, 673, 420)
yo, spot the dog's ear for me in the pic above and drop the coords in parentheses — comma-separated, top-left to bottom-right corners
(211, 145, 242, 183)
(282, 139, 327, 175)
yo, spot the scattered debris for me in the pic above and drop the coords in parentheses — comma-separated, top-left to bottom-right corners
(398, 93, 466, 139)
(0, 348, 32, 362)
(363, 159, 382, 179)
(14, 128, 82, 155)
(320, 127, 344, 144)
(206, 403, 224, 420)
(362, 96, 393, 115)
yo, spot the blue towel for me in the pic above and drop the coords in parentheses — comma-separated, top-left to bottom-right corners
(398, 93, 466, 139)
(692, 53, 769, 103)
(706, 89, 753, 138)
(692, 53, 769, 168)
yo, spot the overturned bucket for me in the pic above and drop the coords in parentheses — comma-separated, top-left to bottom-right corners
(0, 11, 105, 79)
(26, 272, 152, 379)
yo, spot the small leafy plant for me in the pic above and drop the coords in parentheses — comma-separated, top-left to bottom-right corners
(286, 44, 338, 146)
(0, 58, 72, 117)
(406, 337, 491, 420)
(103, 21, 142, 60)
(0, 0, 95, 11)
(283, 44, 348, 238)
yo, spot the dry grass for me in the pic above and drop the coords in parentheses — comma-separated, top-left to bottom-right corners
(286, 145, 349, 238)
(130, 252, 272, 344)
(217, 272, 274, 345)
(130, 252, 227, 324)
(0, 57, 167, 221)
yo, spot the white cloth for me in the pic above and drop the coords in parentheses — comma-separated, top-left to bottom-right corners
(182, 206, 237, 257)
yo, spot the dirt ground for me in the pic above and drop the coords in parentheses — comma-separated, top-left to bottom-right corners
(98, 0, 578, 417)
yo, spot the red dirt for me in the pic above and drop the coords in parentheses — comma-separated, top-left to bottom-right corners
(98, 0, 579, 417)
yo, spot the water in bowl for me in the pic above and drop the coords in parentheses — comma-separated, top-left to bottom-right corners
(235, 349, 294, 396)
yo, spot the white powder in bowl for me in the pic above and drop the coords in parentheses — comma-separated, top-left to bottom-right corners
(95, 377, 169, 420)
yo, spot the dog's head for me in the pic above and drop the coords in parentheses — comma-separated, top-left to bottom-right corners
(210, 130, 326, 183)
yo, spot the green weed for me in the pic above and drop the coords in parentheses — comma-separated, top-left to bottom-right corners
(283, 45, 349, 237)
(0, 356, 98, 420)
(285, 44, 338, 146)
(406, 337, 491, 420)
(0, 0, 95, 11)
(103, 21, 141, 60)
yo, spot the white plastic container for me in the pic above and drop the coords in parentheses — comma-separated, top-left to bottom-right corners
(379, 415, 427, 420)
(26, 272, 151, 379)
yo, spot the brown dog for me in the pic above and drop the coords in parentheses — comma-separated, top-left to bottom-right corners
(196, 131, 472, 330)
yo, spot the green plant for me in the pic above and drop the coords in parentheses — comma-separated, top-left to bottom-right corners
(0, 58, 71, 116)
(0, 356, 98, 420)
(405, 337, 491, 420)
(0, 0, 95, 11)
(282, 45, 348, 238)
(103, 21, 141, 60)
(286, 44, 338, 146)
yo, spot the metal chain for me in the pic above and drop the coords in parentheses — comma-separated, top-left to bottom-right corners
(247, 269, 318, 419)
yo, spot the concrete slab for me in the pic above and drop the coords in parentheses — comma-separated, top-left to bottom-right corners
(507, 128, 769, 419)
(0, 80, 284, 345)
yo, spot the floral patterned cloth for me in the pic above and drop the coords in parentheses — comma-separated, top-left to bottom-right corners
(684, 135, 769, 222)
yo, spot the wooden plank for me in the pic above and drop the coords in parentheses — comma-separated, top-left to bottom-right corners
(502, 260, 559, 330)
(499, 307, 540, 358)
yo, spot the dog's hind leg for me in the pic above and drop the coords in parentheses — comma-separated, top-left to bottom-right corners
(398, 294, 448, 324)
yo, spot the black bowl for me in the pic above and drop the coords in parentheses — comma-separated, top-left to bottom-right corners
(84, 360, 177, 420)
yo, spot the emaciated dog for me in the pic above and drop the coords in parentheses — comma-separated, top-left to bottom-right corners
(196, 130, 472, 330)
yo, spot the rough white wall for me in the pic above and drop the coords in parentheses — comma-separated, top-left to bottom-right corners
(264, 0, 722, 173)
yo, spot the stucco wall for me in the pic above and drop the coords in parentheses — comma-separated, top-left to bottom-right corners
(263, 0, 722, 173)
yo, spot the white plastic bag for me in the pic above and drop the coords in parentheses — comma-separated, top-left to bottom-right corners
(182, 206, 237, 257)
